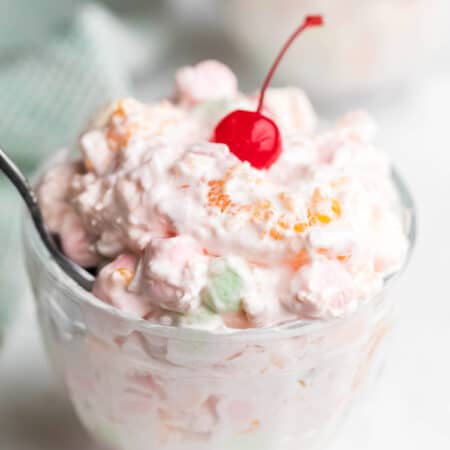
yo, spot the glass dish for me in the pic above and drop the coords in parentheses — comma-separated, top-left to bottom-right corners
(22, 168, 415, 450)
(0, 180, 23, 349)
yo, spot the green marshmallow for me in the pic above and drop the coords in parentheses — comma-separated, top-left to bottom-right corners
(203, 266, 243, 313)
(178, 306, 220, 328)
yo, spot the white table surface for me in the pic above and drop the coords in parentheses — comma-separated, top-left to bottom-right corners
(1, 73, 450, 450)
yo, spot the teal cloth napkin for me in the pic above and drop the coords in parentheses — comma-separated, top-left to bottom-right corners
(0, 1, 156, 340)
(0, 2, 150, 168)
(0, 179, 22, 342)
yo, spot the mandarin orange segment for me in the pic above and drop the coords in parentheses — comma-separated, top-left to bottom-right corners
(113, 99, 127, 118)
(331, 199, 342, 217)
(287, 248, 310, 271)
(270, 228, 284, 240)
(106, 122, 130, 149)
(316, 213, 332, 224)
(277, 220, 289, 230)
(117, 268, 134, 286)
(293, 222, 308, 233)
(307, 194, 341, 226)
(315, 247, 351, 263)
(218, 196, 232, 212)
(207, 179, 234, 212)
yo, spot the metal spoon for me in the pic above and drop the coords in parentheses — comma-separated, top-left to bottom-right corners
(0, 147, 94, 291)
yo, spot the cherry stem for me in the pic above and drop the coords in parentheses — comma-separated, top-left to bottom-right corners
(256, 15, 324, 113)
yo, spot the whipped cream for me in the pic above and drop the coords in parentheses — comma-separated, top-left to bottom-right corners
(37, 60, 409, 329)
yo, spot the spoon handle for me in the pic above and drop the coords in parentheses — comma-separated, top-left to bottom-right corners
(0, 148, 94, 290)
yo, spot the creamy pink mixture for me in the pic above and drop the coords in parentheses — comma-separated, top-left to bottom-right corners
(37, 60, 408, 330)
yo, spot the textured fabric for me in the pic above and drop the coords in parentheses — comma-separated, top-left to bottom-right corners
(0, 1, 155, 334)
(0, 2, 146, 166)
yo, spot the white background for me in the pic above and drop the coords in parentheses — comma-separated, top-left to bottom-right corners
(1, 72, 450, 449)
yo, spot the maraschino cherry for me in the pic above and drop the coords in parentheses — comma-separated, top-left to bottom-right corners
(213, 15, 323, 170)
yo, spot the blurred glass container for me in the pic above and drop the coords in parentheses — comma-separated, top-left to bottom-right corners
(222, 0, 450, 102)
(0, 180, 23, 348)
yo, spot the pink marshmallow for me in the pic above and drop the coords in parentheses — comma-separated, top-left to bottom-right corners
(289, 259, 356, 318)
(92, 253, 150, 317)
(80, 130, 116, 176)
(175, 60, 238, 106)
(336, 110, 377, 142)
(60, 212, 99, 268)
(37, 162, 79, 231)
(263, 88, 317, 135)
(138, 236, 205, 314)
